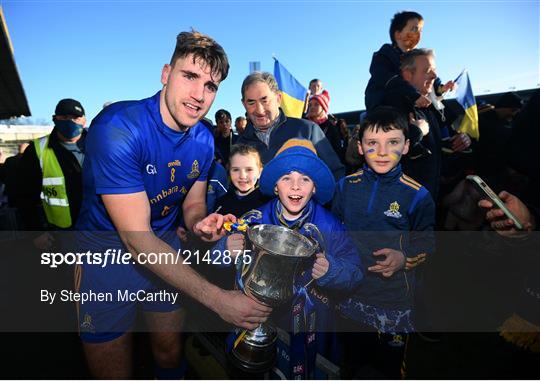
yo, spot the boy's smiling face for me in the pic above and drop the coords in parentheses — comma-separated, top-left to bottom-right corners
(358, 126, 409, 174)
(275, 171, 315, 220)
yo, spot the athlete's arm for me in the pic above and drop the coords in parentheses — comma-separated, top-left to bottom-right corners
(101, 192, 271, 329)
(182, 180, 208, 231)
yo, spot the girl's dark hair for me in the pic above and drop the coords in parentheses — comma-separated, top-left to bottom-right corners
(228, 144, 263, 169)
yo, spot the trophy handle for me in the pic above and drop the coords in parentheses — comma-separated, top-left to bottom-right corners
(303, 223, 326, 255)
(224, 209, 261, 234)
(239, 209, 262, 224)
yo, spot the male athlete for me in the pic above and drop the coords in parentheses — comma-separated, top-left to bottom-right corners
(76, 30, 271, 378)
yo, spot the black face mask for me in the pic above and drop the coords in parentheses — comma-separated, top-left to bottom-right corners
(55, 120, 83, 139)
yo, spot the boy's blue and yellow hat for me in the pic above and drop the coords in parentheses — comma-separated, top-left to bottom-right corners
(259, 138, 336, 204)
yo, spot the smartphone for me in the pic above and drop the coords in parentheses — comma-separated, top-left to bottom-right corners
(466, 175, 524, 230)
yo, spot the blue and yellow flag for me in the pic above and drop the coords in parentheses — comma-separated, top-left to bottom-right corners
(273, 59, 307, 118)
(454, 70, 479, 140)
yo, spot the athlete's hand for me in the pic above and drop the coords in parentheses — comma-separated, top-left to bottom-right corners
(193, 213, 236, 242)
(215, 290, 272, 330)
(368, 248, 406, 277)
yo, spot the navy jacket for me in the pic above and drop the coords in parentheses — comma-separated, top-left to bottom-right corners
(365, 43, 443, 112)
(213, 187, 269, 217)
(401, 106, 443, 200)
(237, 110, 345, 180)
(381, 77, 444, 200)
(318, 118, 346, 165)
(332, 165, 435, 310)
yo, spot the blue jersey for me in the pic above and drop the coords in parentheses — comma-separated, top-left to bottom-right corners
(76, 91, 213, 247)
(333, 164, 435, 310)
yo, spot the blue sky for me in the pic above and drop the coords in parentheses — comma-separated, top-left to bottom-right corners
(2, 0, 539, 125)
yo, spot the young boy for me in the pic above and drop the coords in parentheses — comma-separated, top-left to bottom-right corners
(364, 11, 454, 160)
(332, 106, 435, 379)
(216, 138, 363, 377)
(365, 11, 453, 112)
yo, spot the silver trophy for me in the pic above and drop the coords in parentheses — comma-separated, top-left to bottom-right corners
(230, 222, 317, 373)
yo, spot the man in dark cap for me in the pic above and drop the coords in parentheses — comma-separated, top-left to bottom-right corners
(17, 98, 87, 248)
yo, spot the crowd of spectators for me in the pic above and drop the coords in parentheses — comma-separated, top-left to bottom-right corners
(1, 12, 539, 379)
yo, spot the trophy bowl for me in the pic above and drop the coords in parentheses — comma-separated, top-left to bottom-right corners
(230, 224, 317, 373)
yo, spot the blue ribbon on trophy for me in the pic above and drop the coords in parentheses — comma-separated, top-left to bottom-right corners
(289, 223, 326, 379)
(290, 281, 316, 379)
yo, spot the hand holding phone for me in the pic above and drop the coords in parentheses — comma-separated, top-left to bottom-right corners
(467, 175, 524, 230)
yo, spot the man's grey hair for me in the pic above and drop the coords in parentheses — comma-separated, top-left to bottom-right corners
(400, 48, 435, 72)
(241, 72, 279, 100)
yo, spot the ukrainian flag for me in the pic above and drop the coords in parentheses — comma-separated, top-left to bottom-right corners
(273, 58, 307, 118)
(454, 70, 479, 140)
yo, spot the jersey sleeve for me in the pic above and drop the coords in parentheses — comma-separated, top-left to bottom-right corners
(86, 117, 145, 195)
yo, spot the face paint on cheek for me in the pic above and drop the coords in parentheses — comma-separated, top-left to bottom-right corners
(389, 150, 401, 162)
(366, 148, 377, 159)
(404, 32, 420, 48)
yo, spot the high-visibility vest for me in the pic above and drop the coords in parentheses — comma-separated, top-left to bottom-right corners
(34, 135, 72, 228)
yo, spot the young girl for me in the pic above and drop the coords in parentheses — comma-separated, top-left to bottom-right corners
(213, 144, 269, 218)
(220, 138, 363, 378)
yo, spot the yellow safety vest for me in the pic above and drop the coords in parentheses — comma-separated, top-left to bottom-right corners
(34, 135, 72, 228)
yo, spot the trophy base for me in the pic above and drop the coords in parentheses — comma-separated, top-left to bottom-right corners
(229, 324, 278, 374)
(229, 347, 276, 374)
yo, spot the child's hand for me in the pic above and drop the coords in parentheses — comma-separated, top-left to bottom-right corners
(227, 233, 245, 257)
(368, 249, 405, 277)
(312, 253, 329, 280)
(176, 226, 188, 243)
(414, 95, 431, 108)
